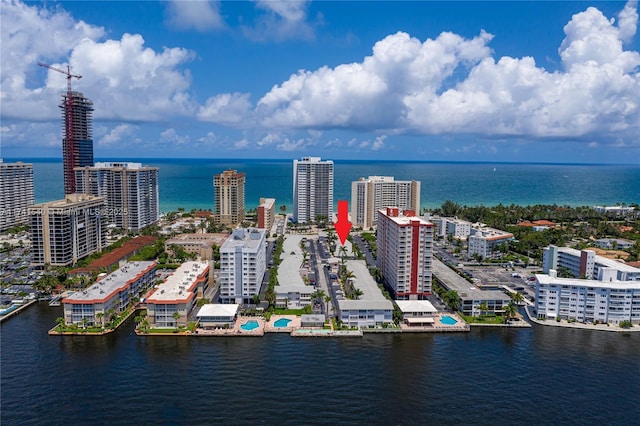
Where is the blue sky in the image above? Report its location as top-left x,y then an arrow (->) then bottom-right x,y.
1,1 -> 639,164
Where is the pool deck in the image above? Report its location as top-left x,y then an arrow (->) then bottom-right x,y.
195,316 -> 265,336
264,315 -> 300,333
399,313 -> 470,333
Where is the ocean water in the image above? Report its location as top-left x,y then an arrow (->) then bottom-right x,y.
18,158 -> 640,213
1,303 -> 639,425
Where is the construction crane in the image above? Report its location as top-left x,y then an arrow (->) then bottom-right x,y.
38,62 -> 83,194
38,62 -> 82,92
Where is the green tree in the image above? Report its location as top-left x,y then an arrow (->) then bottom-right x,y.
265,288 -> 276,309
252,294 -> 261,306
55,316 -> 66,331
478,302 -> 489,317
503,302 -> 517,323
442,290 -> 461,312
511,292 -> 525,305
96,312 -> 105,328
172,311 -> 181,329
279,205 -> 287,214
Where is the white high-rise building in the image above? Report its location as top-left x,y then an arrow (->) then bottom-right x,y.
377,207 -> 434,300
30,194 -> 106,267
0,160 -> 34,232
75,162 -> 159,232
219,228 -> 266,304
293,157 -> 333,223
351,176 -> 420,229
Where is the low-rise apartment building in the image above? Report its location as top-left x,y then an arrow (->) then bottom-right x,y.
542,245 -> 640,281
165,233 -> 229,260
145,261 -> 210,328
275,235 -> 312,309
62,261 -> 156,326
468,227 -> 514,259
535,270 -> 640,325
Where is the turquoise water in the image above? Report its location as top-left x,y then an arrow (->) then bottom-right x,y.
274,318 -> 292,328
440,315 -> 458,325
14,158 -> 640,213
240,320 -> 259,331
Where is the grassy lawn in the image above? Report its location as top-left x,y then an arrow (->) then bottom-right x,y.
459,313 -> 506,325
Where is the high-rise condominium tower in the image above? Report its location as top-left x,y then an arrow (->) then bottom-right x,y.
293,157 -> 334,223
61,91 -> 94,194
75,162 -> 160,232
351,176 -> 420,229
0,160 -> 34,232
214,169 -> 246,226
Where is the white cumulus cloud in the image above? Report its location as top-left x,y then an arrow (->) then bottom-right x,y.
198,93 -> 253,125
165,0 -> 225,32
254,3 -> 639,147
243,0 -> 315,42
99,124 -> 136,146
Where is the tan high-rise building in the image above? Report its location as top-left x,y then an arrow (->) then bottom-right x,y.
214,169 -> 245,226
29,194 -> 106,267
351,176 -> 420,229
75,162 -> 160,232
0,160 -> 34,232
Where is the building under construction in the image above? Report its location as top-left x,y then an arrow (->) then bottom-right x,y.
60,91 -> 94,194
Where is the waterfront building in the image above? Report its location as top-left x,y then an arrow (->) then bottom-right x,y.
535,269 -> 640,325
74,162 -> 159,232
0,160 -> 34,232
214,169 -> 245,226
145,261 -> 210,328
376,207 -> 434,300
293,157 -> 333,223
165,233 -> 229,261
257,197 -> 276,231
219,228 -> 266,304
275,235 -> 312,309
468,227 -> 514,259
62,261 -> 156,326
432,257 -> 510,316
593,205 -> 636,216
350,176 -> 420,229
542,245 -> 640,281
29,194 -> 106,267
395,300 -> 438,327
60,91 -> 94,194
196,304 -> 239,329
337,259 -> 393,327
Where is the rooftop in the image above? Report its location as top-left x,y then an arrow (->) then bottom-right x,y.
556,246 -> 640,273
379,208 -> 432,226
147,261 -> 208,302
64,261 -> 156,303
31,194 -> 104,209
277,235 -> 310,293
395,300 -> 437,314
337,299 -> 393,311
70,236 -> 158,274
197,303 -> 239,318
537,274 -> 640,290
432,258 -> 510,302
221,228 -> 266,252
345,260 -> 387,302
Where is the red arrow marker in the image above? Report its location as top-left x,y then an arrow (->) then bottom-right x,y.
334,200 -> 352,245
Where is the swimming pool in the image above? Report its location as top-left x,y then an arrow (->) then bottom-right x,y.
273,318 -> 292,328
440,315 -> 458,325
240,320 -> 259,331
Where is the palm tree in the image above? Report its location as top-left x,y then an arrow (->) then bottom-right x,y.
172,311 -> 181,329
324,295 -> 332,317
284,298 -> 289,309
96,312 -> 105,328
279,205 -> 287,214
442,290 -> 460,312
55,316 -> 66,331
478,302 -> 489,317
511,292 -> 525,306
503,302 -> 517,323
252,294 -> 261,306
265,288 -> 276,310
352,289 -> 363,300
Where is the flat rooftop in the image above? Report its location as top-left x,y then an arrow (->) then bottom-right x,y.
277,235 -> 309,293
64,261 -> 156,303
221,228 -> 265,251
395,300 -> 437,314
147,261 -> 208,302
557,246 -> 640,273
432,258 -> 510,302
345,260 -> 387,302
537,274 -> 640,290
